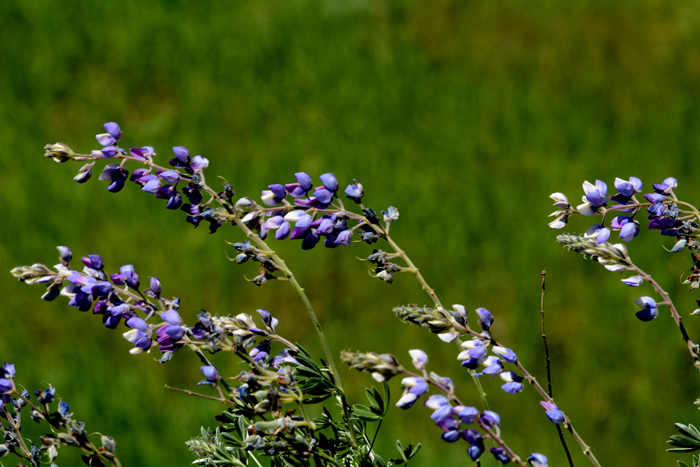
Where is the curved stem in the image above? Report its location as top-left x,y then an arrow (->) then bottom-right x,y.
384,235 -> 442,308
629,262 -> 700,374
382,235 -> 601,466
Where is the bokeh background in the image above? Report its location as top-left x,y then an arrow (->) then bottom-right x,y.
1,0 -> 700,465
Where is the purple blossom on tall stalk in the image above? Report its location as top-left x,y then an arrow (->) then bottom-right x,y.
528,453 -> 549,467
540,401 -> 564,424
653,177 -> 677,195
609,176 -> 642,206
577,180 -> 608,215
96,122 -> 122,146
634,296 -> 658,322
584,224 -> 610,245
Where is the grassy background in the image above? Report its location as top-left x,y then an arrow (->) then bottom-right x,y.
1,0 -> 700,465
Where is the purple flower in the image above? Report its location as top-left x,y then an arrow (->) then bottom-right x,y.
256,309 -> 278,332
200,365 -> 220,382
619,221 -> 639,242
491,448 -> 511,464
430,403 -> 453,422
149,277 -> 162,297
286,173 -> 313,197
491,346 -> 517,363
345,181 -> 364,203
424,394 -> 448,410
480,410 -> 500,427
295,172 -> 313,192
249,342 -> 270,363
142,178 -> 161,193
577,180 -> 608,215
528,453 -> 549,467
159,170 -> 180,184
409,349 -> 428,370
161,309 -> 183,325
610,215 -> 640,242
73,166 -> 92,183
458,406 -> 478,424
261,185 -> 286,206
621,275 -> 643,287
610,176 -> 642,205
166,192 -> 183,210
540,401 -> 564,424
441,429 -> 462,443
113,265 -> 140,288
1,363 -> 15,379
475,308 -> 493,330
129,146 -> 155,160
169,147 -> 194,173
334,229 -> 353,246
82,254 -> 104,270
123,319 -> 152,353
99,163 -> 129,193
499,370 -> 524,393
57,246 -> 72,266
301,229 -> 321,250
634,297 -> 658,322
584,224 -> 610,245
191,155 -> 209,171
320,173 -> 338,192
96,122 -> 122,146
0,378 -> 13,395
395,392 -> 419,409
314,188 -> 334,204
172,146 -> 190,163
653,177 -> 677,195
462,429 -> 485,460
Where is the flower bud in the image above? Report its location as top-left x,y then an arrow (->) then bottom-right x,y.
44,142 -> 75,163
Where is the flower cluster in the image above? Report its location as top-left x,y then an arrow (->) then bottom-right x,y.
234,171 -> 386,250
342,349 -> 548,465
0,362 -> 118,466
551,176 -> 700,322
393,304 -> 524,394
10,247 -> 302,367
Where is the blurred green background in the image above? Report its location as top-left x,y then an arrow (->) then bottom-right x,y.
2,0 -> 700,465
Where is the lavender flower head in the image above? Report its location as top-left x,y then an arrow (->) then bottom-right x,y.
540,401 -> 564,424
96,122 -> 122,146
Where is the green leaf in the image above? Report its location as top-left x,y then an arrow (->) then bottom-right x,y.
407,443 -> 421,459
669,435 -> 700,448
668,447 -> 700,453
677,424 -> 700,441
373,386 -> 385,414
395,440 -> 407,461
694,454 -> 699,467
354,407 -> 382,422
384,383 -> 391,413
373,453 -> 387,467
679,461 -> 690,467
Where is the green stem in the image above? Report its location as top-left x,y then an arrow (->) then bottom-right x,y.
468,371 -> 489,411
217,206 -> 359,448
